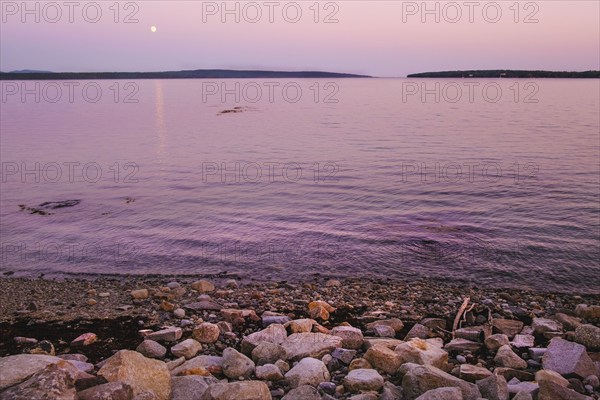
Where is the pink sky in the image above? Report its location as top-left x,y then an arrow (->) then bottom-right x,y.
1,1 -> 598,76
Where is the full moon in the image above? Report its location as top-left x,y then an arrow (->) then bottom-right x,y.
150,26 -> 157,33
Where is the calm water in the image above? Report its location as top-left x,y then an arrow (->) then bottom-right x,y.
1,78 -> 599,293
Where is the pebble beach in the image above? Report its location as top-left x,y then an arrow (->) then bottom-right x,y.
0,275 -> 599,399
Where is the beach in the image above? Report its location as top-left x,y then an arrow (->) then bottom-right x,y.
1,275 -> 599,399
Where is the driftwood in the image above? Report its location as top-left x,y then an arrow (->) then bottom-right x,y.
452,297 -> 471,339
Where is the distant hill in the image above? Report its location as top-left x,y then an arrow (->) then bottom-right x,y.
0,69 -> 371,80
9,69 -> 54,74
407,70 -> 600,78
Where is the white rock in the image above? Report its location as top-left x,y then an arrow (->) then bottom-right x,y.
241,324 -> 287,354
255,364 -> 284,381
145,327 -> 182,343
171,339 -> 201,359
282,333 -> 342,361
343,368 -> 384,392
285,357 -> 330,388
394,338 -> 448,369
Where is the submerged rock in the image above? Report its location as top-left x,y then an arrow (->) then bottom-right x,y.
39,200 -> 81,209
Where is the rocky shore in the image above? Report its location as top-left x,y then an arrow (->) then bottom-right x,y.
0,276 -> 599,399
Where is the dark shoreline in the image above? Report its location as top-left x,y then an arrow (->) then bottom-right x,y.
1,274 -> 598,330
407,69 -> 600,78
0,69 -> 371,81
2,268 -> 598,296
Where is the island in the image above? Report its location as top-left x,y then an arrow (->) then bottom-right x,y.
0,69 -> 371,80
407,70 -> 600,78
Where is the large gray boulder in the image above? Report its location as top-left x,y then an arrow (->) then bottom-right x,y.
542,338 -> 597,378
0,360 -> 79,400
400,363 -> 481,400
0,354 -> 62,389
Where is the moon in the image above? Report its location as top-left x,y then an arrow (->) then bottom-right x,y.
150,26 -> 157,33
